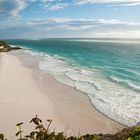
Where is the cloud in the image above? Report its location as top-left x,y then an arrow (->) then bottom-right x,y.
49,3 -> 68,10
0,0 -> 27,18
77,0 -> 140,6
2,18 -> 140,30
39,0 -> 69,11
1,17 -> 140,38
23,0 -> 140,12
1,1 -> 140,38
33,0 -> 140,11
0,0 -> 137,19
92,31 -> 140,38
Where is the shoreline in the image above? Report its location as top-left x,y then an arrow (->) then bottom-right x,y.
11,50 -> 126,131
0,52 -> 124,139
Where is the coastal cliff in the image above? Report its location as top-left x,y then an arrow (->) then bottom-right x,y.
0,40 -> 21,52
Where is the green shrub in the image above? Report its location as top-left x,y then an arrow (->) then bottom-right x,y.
125,126 -> 140,140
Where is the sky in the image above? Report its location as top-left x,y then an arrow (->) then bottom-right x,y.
0,0 -> 140,39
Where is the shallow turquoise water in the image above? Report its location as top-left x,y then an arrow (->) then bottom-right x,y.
7,38 -> 140,91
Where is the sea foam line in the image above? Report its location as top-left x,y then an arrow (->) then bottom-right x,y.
110,76 -> 140,92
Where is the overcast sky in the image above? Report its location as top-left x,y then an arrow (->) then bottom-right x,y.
0,0 -> 140,39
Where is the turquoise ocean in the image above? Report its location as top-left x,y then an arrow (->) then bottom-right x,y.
7,38 -> 140,126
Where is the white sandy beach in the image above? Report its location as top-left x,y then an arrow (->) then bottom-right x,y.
0,53 -> 124,139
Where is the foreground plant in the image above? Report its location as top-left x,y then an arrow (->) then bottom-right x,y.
15,115 -> 68,140
124,125 -> 140,140
0,116 -> 140,140
0,134 -> 6,140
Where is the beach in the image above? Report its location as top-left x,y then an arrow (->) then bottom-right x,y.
0,0 -> 140,139
0,52 -> 124,139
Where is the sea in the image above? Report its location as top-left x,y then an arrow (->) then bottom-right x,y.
6,38 -> 140,126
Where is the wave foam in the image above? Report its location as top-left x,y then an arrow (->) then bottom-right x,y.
110,76 -> 140,92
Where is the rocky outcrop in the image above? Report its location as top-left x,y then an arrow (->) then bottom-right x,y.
0,40 -> 21,52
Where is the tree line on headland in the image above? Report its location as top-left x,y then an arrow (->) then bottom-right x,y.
0,40 -> 21,52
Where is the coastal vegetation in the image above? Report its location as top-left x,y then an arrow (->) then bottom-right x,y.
0,40 -> 21,52
0,116 -> 140,140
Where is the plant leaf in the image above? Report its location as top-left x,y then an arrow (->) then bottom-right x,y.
16,122 -> 23,127
15,131 -> 23,136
